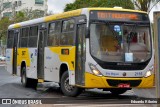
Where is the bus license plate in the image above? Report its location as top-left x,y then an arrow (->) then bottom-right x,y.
118,83 -> 130,88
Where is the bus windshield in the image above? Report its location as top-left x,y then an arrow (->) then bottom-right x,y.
90,22 -> 151,63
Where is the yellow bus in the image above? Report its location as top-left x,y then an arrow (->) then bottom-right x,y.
6,7 -> 154,97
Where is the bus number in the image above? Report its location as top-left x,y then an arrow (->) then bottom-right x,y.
135,72 -> 142,76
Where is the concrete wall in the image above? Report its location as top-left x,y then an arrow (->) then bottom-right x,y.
1,0 -> 48,17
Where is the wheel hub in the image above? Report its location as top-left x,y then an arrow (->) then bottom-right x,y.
64,77 -> 74,92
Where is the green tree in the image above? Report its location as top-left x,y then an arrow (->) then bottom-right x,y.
0,9 -> 45,44
0,17 -> 11,39
12,11 -> 28,23
22,8 -> 45,20
134,0 -> 160,12
64,0 -> 134,12
0,12 -> 25,46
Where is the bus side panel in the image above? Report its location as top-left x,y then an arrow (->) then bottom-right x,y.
44,47 -> 61,82
44,47 -> 75,82
17,48 -> 37,79
16,48 -> 20,76
6,49 -> 13,74
27,48 -> 37,79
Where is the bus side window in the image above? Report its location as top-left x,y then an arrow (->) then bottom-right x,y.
48,21 -> 61,46
60,19 -> 75,46
7,30 -> 14,48
20,27 -> 29,47
28,26 -> 38,47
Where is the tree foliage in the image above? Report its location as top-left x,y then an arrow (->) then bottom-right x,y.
64,0 -> 134,12
0,9 -> 45,42
134,0 -> 160,12
22,9 -> 45,20
0,11 -> 27,42
0,17 -> 10,41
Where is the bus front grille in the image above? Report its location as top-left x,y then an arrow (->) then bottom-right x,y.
106,79 -> 142,87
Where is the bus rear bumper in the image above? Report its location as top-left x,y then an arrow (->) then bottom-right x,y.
84,72 -> 154,88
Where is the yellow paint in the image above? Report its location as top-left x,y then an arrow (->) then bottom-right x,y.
49,46 -> 75,71
17,48 -> 31,67
44,9 -> 82,22
10,7 -> 146,30
84,72 -> 154,88
137,75 -> 154,88
11,49 -> 13,64
38,79 -> 44,83
13,23 -> 21,28
85,72 -> 107,88
88,7 -> 147,14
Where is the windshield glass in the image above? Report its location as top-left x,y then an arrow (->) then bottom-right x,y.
90,22 -> 151,63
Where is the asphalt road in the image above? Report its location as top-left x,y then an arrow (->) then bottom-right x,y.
0,66 -> 157,107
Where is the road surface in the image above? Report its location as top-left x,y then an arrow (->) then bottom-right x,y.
0,65 -> 157,107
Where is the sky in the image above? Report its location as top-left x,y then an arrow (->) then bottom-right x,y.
47,0 -> 75,14
47,0 -> 160,22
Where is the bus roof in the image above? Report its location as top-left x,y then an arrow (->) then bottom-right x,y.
8,7 -> 147,29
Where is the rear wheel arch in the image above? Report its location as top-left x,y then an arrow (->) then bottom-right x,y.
59,63 -> 68,82
21,61 -> 26,77
21,61 -> 37,89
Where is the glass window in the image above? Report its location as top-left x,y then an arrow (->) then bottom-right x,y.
30,26 -> 38,37
28,26 -> 38,47
62,19 -> 75,32
60,32 -> 74,46
22,28 -> 29,37
3,12 -> 12,17
48,21 -> 61,46
7,30 -> 14,48
90,23 -> 151,63
3,2 -> 11,8
35,0 -> 44,4
14,1 -> 18,7
20,28 -> 29,47
18,1 -> 22,6
60,19 -> 75,46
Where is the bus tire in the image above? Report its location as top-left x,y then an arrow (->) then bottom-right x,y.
110,89 -> 128,95
21,67 -> 30,87
60,71 -> 82,97
30,79 -> 38,89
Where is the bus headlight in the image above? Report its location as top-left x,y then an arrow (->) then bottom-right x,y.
88,63 -> 102,76
144,66 -> 153,78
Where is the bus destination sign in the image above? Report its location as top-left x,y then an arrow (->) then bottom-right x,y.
90,11 -> 149,22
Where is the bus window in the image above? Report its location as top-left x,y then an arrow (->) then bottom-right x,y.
20,27 -> 29,47
48,21 -> 61,46
28,26 -> 38,47
7,30 -> 14,48
60,19 -> 75,46
90,23 -> 151,63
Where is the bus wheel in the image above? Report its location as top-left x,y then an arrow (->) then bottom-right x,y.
60,71 -> 82,97
110,89 -> 128,95
30,79 -> 37,89
21,67 -> 30,87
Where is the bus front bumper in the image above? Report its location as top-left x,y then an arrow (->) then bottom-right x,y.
84,72 -> 154,88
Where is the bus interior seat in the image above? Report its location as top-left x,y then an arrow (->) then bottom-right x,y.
101,35 -> 118,52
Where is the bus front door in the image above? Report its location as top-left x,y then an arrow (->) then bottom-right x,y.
75,24 -> 86,86
13,30 -> 19,75
37,29 -> 46,80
